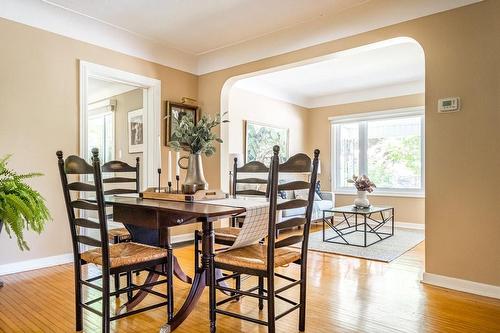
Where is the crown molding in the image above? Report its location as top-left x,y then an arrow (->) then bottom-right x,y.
0,0 -> 482,75
196,0 -> 482,74
0,0 -> 198,74
236,80 -> 424,109
306,80 -> 424,108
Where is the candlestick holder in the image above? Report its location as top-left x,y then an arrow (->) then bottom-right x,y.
175,175 -> 180,194
167,181 -> 172,193
156,168 -> 162,192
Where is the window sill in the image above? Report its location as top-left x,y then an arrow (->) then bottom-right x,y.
334,191 -> 425,199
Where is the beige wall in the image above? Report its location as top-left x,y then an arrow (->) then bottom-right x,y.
228,88 -> 309,160
0,18 -> 197,265
198,1 -> 500,286
1,0 -> 499,287
308,94 -> 425,224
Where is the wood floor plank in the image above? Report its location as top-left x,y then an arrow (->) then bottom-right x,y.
0,227 -> 499,332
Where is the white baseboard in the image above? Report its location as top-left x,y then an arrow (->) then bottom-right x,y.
0,233 -> 195,277
422,272 -> 500,299
394,222 -> 425,230
331,216 -> 425,230
171,233 -> 195,244
0,253 -> 73,276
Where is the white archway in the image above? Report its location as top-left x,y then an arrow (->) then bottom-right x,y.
219,37 -> 425,192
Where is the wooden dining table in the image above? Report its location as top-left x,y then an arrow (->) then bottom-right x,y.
105,195 -> 245,332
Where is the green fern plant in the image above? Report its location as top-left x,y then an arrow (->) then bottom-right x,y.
0,155 -> 51,250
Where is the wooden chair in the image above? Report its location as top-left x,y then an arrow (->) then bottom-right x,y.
57,149 -> 171,333
215,153 -> 311,244
208,146 -> 320,333
102,157 -> 140,244
101,157 -> 140,298
213,158 -> 270,244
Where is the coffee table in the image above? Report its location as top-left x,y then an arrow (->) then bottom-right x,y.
322,205 -> 394,247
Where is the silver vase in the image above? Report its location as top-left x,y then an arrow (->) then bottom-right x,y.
178,153 -> 208,194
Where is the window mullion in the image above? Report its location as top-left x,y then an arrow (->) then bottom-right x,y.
359,121 -> 368,176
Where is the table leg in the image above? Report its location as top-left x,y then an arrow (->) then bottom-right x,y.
364,215 -> 367,247
322,212 -> 325,241
391,208 -> 395,236
173,256 -> 192,284
160,219 -> 214,333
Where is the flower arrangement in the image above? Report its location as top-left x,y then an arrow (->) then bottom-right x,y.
347,175 -> 376,193
168,112 -> 228,157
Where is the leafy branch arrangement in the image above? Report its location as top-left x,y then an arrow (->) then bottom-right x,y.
168,112 -> 228,157
0,155 -> 51,250
347,175 -> 376,193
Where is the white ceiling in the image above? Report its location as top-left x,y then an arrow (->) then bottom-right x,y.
88,78 -> 138,103
43,0 -> 368,55
0,0 -> 482,74
233,39 -> 425,107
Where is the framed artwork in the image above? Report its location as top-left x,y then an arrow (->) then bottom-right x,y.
245,121 -> 289,165
128,108 -> 144,153
165,101 -> 199,145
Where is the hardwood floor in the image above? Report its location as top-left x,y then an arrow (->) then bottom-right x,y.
1,230 -> 499,332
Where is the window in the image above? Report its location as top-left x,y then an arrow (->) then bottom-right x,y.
332,108 -> 424,196
88,108 -> 114,163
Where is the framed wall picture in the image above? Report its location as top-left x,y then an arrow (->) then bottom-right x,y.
166,101 -> 199,145
128,108 -> 144,153
245,121 -> 289,165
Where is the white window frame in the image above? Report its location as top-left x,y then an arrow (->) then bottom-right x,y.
330,106 -> 425,198
87,107 -> 115,163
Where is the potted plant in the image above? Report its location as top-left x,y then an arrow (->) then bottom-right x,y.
168,112 -> 228,194
0,155 -> 51,287
347,175 -> 376,208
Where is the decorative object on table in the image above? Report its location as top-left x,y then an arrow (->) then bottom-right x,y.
140,187 -> 227,202
165,101 -> 199,144
245,120 -> 289,165
0,154 -> 51,252
175,175 -> 180,193
347,175 -> 376,208
156,168 -> 162,192
127,108 -> 144,153
168,112 -> 228,194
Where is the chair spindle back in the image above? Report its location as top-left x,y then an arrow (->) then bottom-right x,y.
232,158 -> 270,198
267,146 -> 320,273
57,148 -> 110,271
101,157 -> 140,195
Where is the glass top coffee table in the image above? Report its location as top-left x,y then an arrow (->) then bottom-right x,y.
322,205 -> 394,247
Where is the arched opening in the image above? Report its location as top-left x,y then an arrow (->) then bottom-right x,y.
220,36 -> 426,257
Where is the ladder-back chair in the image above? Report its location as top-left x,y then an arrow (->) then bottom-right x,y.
102,157 -> 140,244
57,149 -> 171,333
101,157 -> 141,298
209,145 -> 320,333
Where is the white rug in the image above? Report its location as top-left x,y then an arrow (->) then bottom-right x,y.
300,227 -> 424,262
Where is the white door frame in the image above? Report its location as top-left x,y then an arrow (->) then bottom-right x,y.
79,60 -> 161,188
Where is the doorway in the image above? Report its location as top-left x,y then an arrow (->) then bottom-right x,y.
79,61 -> 161,188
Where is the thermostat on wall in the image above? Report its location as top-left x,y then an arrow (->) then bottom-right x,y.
438,97 -> 461,113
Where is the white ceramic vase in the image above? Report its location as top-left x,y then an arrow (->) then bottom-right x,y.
354,190 -> 370,208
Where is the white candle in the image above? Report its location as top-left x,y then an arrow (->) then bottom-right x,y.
158,135 -> 162,169
167,151 -> 172,183
176,152 -> 180,176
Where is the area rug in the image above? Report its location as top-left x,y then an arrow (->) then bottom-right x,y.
299,227 -> 424,262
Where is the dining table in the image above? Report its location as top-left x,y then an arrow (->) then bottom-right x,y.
104,194 -> 246,332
